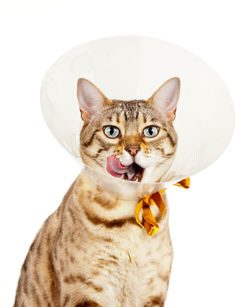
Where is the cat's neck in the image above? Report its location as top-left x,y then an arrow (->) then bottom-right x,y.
68,170 -> 169,238
74,171 -> 138,217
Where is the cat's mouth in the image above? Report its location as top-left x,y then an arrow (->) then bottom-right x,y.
106,155 -> 144,182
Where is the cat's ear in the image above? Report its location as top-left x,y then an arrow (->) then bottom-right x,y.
148,77 -> 180,123
77,78 -> 112,123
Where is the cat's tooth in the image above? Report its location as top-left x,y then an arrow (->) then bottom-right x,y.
127,169 -> 135,180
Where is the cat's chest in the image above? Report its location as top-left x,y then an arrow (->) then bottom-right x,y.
75,193 -> 171,277
93,226 -> 170,275
87,226 -> 172,304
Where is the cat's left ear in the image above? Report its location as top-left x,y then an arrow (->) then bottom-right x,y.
148,77 -> 180,123
77,78 -> 112,123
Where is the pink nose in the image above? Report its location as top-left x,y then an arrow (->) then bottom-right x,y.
125,145 -> 140,156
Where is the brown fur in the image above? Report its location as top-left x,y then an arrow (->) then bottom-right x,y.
79,100 -> 177,184
14,78 -> 180,306
14,173 -> 173,307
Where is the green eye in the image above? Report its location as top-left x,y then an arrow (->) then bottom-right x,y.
143,126 -> 159,138
103,126 -> 120,138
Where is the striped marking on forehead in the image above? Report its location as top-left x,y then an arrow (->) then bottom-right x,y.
111,100 -> 145,121
110,100 -> 166,125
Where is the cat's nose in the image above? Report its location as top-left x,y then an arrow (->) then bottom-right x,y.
125,145 -> 140,156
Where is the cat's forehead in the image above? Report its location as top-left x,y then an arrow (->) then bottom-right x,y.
104,100 -> 166,124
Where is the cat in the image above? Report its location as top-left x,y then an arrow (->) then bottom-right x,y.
14,76 -> 180,307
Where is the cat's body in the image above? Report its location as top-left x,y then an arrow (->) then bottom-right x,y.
14,77 -> 180,306
14,171 -> 173,307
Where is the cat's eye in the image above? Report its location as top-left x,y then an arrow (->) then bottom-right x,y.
143,126 -> 159,138
103,126 -> 120,138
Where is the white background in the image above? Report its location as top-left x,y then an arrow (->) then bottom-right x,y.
0,1 -> 249,306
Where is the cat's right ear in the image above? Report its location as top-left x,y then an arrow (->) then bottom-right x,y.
77,78 -> 112,123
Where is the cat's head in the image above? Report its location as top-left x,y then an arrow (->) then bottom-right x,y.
77,77 -> 180,183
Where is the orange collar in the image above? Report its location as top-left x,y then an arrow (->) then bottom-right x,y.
135,178 -> 190,236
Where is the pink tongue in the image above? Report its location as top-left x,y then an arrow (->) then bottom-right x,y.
106,155 -> 129,178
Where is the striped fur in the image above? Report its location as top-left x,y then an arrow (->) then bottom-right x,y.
14,80 -> 179,306
14,174 -> 173,307
80,100 -> 177,184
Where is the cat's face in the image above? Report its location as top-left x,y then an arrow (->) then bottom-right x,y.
77,78 -> 180,183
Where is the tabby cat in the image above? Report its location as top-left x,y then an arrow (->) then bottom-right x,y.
14,76 -> 180,307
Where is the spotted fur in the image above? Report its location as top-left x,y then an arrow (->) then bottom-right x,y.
14,78 -> 180,306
